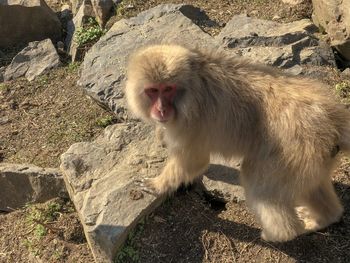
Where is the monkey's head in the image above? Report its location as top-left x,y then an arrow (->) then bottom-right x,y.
125,45 -> 201,125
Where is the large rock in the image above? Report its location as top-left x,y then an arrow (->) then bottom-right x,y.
216,15 -> 335,68
312,0 -> 350,60
0,163 -> 67,212
0,0 -> 62,48
60,122 -> 166,262
4,39 -> 61,81
79,4 -> 334,118
91,0 -> 113,27
66,0 -> 94,62
65,0 -> 113,61
70,0 -> 113,26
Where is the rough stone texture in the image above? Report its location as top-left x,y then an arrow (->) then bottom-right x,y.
78,4 -> 217,118
70,0 -> 83,14
91,0 -> 113,27
66,0 -> 94,61
342,68 -> 350,77
312,0 -> 350,60
0,0 -> 61,48
0,163 -> 67,212
60,123 -> 167,263
4,39 -> 61,81
69,0 -> 112,29
216,15 -> 335,68
0,66 -> 4,82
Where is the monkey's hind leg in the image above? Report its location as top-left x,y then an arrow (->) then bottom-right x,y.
241,163 -> 304,242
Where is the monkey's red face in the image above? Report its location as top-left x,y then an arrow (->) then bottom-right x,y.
145,83 -> 177,123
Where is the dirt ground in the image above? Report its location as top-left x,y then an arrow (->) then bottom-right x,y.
1,0 -> 350,263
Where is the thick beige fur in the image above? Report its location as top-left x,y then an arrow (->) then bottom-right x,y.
125,44 -> 350,242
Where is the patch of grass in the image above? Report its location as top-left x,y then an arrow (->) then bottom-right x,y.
115,219 -> 145,263
22,201 -> 64,257
335,81 -> 350,103
75,17 -> 107,47
34,224 -> 47,237
0,83 -> 8,91
23,239 -> 41,257
67,62 -> 81,73
116,0 -> 136,16
37,75 -> 50,85
51,248 -> 64,260
26,200 -> 62,238
96,115 -> 117,128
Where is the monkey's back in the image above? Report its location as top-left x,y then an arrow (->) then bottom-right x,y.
236,67 -> 349,176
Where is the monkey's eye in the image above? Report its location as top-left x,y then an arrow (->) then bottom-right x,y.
145,88 -> 158,94
163,85 -> 176,94
145,87 -> 159,98
164,86 -> 173,93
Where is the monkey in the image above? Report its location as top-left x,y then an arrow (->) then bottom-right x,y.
125,44 -> 350,242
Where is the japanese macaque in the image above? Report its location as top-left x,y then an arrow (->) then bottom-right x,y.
125,44 -> 350,242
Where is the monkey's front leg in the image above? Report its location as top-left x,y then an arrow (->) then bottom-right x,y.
146,150 -> 210,195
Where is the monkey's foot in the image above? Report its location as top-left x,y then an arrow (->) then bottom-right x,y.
134,178 -> 159,196
295,206 -> 320,232
295,206 -> 344,232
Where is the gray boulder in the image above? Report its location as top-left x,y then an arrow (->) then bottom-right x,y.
60,123 -> 166,263
0,0 -> 61,48
70,0 -> 113,27
91,0 -> 113,27
0,163 -> 67,212
4,39 -> 61,81
312,0 -> 350,60
216,15 -> 335,68
66,0 -> 95,62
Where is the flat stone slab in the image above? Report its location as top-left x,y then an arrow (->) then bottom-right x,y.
216,15 -> 335,68
0,163 -> 67,211
4,38 -> 61,81
60,123 -> 167,262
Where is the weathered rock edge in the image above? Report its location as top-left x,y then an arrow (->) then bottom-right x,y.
0,163 -> 67,212
60,123 -> 167,262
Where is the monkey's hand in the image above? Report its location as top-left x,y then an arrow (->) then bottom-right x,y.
135,170 -> 184,195
135,177 -> 168,196
138,151 -> 210,195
